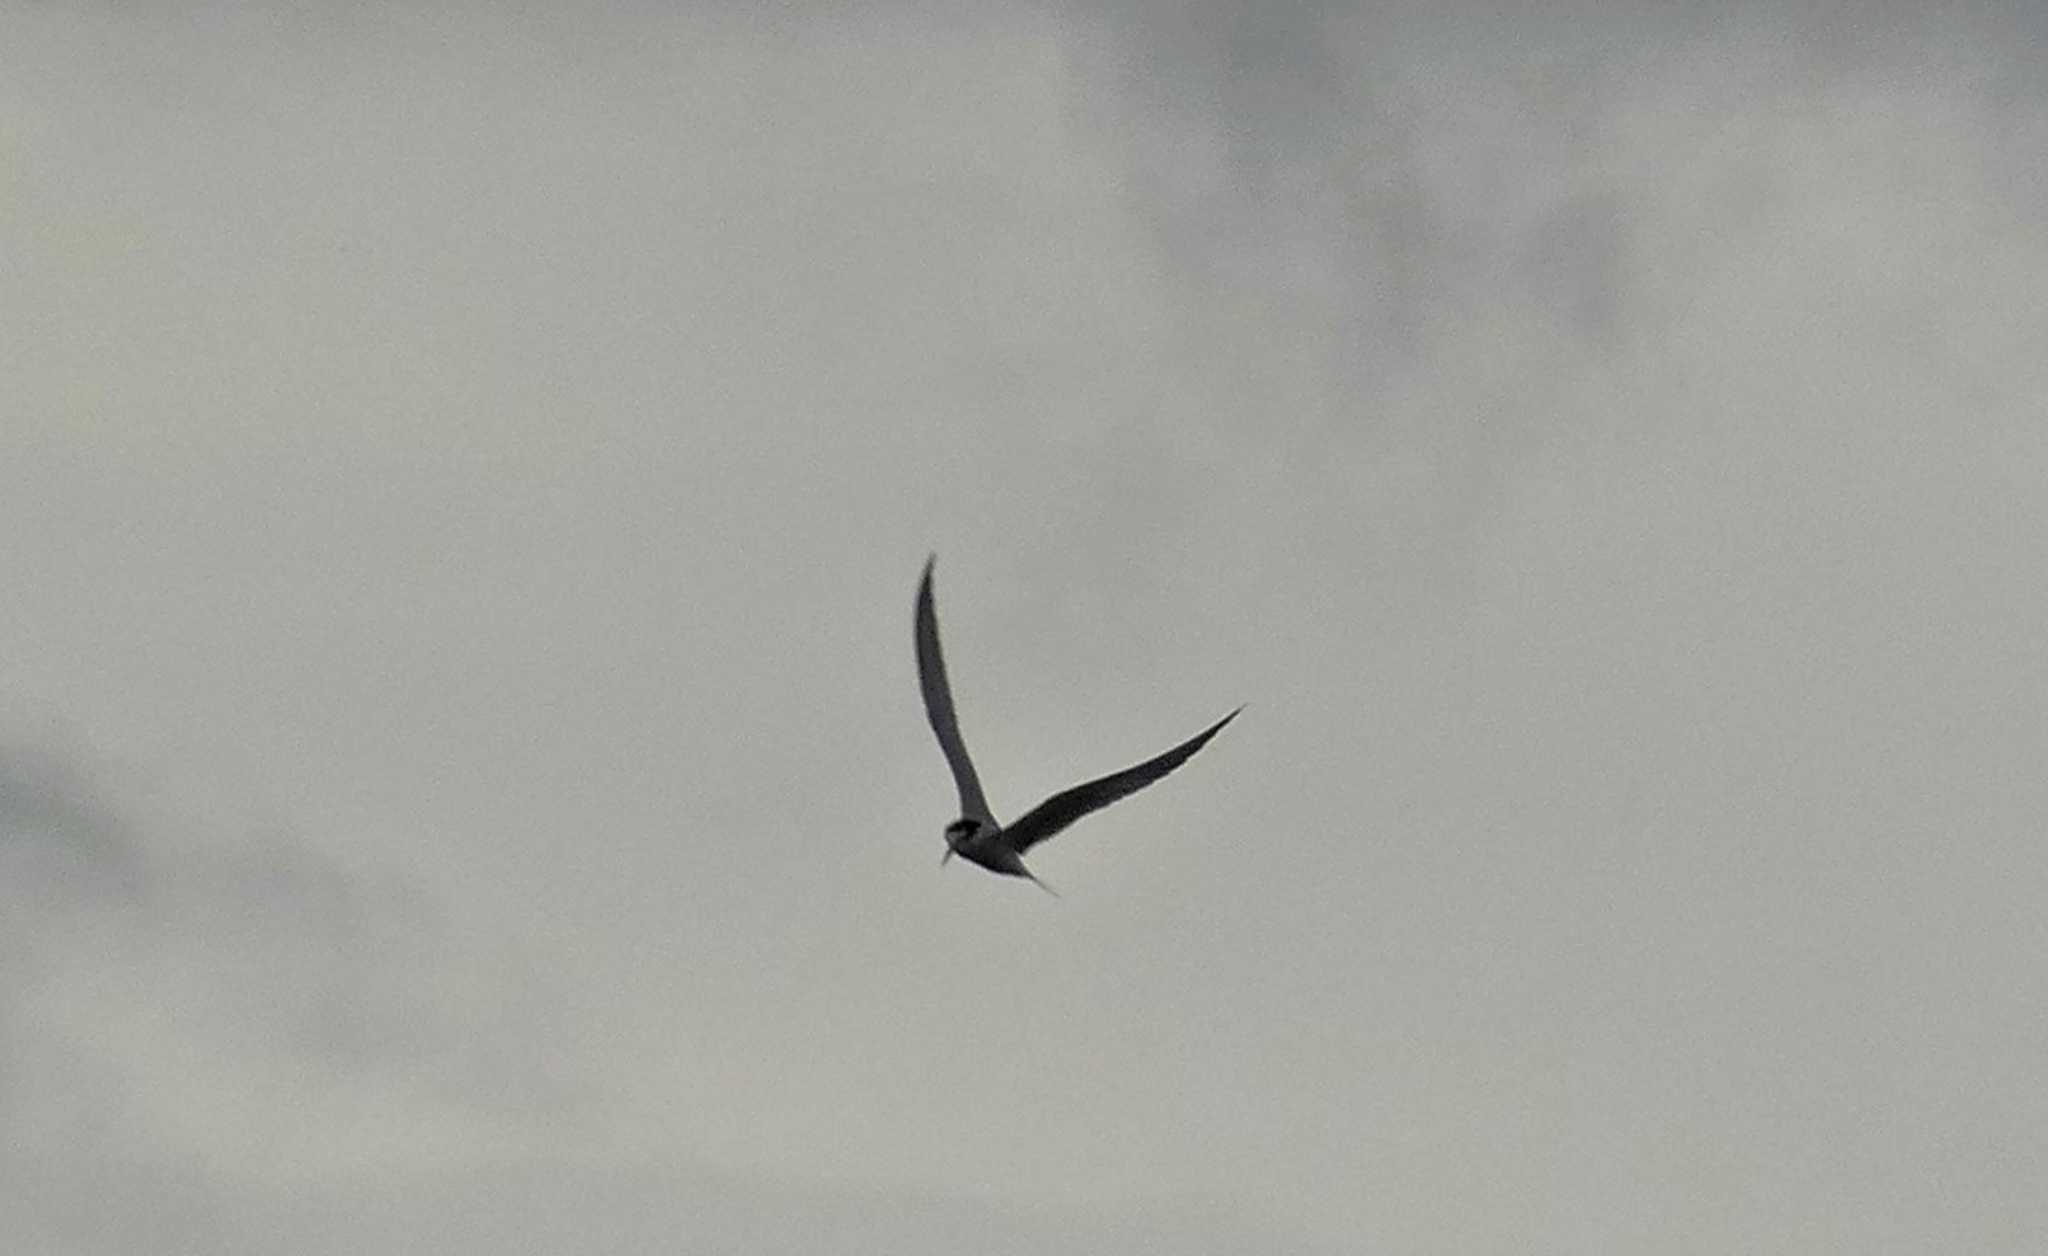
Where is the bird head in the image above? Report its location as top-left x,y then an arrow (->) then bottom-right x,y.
941,817 -> 981,865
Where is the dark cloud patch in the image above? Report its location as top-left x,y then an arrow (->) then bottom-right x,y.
1032,0 -> 2048,616
1516,187 -> 1630,344
0,738 -> 584,1251
0,741 -> 144,910
1064,2 -> 2048,373
0,740 -> 435,1066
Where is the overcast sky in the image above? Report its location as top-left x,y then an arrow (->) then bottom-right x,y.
5,2 -> 2046,1251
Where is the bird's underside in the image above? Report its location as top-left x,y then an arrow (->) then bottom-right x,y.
915,555 -> 1238,890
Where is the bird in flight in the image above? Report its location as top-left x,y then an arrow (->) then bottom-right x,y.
915,555 -> 1240,894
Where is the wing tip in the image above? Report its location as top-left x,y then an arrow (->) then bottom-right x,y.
1182,705 -> 1243,754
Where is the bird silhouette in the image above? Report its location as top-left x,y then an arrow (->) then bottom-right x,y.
915,555 -> 1239,893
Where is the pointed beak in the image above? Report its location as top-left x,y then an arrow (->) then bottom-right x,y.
940,847 -> 954,867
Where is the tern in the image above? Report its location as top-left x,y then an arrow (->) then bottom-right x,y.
915,555 -> 1240,893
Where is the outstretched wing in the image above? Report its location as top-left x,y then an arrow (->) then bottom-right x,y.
1004,706 -> 1241,854
915,556 -> 996,826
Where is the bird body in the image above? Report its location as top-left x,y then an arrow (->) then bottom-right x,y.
915,556 -> 1238,891
943,818 -> 1033,879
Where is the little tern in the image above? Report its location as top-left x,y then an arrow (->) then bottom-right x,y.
915,555 -> 1240,893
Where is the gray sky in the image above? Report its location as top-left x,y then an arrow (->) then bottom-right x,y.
5,2 -> 2046,1250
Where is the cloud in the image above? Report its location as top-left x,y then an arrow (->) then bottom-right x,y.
5,3 -> 2047,1249
1025,1 -> 2048,614
0,736 -> 1329,1253
0,737 -> 585,1246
